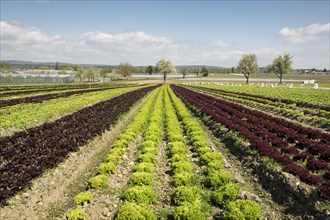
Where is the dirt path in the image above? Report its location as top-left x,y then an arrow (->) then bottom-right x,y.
79,135 -> 141,220
152,140 -> 175,218
0,95 -> 149,220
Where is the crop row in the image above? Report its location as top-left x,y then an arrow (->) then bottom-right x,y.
188,86 -> 330,128
0,86 -> 143,108
190,84 -> 330,112
116,86 -> 164,219
171,85 -> 330,200
66,87 -> 161,219
0,82 -> 124,95
0,86 -> 147,134
167,85 -> 262,219
164,86 -> 207,218
0,85 -> 157,205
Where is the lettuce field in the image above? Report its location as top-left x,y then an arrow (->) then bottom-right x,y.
0,82 -> 329,219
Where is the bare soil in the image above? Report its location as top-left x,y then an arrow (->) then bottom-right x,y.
78,135 -> 141,219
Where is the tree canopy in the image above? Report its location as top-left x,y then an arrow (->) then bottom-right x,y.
74,65 -> 85,82
181,67 -> 188,78
145,65 -> 154,75
267,54 -> 293,83
193,66 -> 201,77
155,59 -> 176,83
201,66 -> 210,77
116,62 -> 135,78
237,54 -> 259,84
0,62 -> 11,70
100,67 -> 112,82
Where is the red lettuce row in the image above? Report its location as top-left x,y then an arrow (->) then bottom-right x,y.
171,85 -> 329,198
0,85 -> 158,206
0,85 -> 141,108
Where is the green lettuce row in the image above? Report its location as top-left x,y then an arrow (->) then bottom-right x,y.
0,85 -> 148,133
116,86 -> 165,219
66,87 -> 160,220
167,85 -> 262,220
164,86 -> 206,219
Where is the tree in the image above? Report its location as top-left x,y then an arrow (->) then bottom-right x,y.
75,66 -> 85,82
87,67 -> 98,82
201,66 -> 210,77
231,67 -> 235,73
267,54 -> 293,83
193,66 -> 201,77
237,54 -> 259,84
323,68 -> 327,72
100,67 -> 112,82
181,67 -> 188,78
145,65 -> 154,75
55,61 -> 59,70
0,62 -> 10,71
155,59 -> 176,83
116,62 -> 135,79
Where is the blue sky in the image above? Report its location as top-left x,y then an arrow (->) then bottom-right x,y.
1,0 -> 329,68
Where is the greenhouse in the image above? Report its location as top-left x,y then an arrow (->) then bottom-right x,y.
0,73 -> 75,85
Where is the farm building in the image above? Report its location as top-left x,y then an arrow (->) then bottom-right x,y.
0,72 -> 75,85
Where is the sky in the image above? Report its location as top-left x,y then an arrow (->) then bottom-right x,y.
0,0 -> 329,69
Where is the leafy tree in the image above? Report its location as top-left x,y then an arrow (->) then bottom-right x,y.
86,67 -> 98,82
231,66 -> 235,73
0,62 -> 10,70
55,61 -> 59,70
181,67 -> 188,78
267,54 -> 293,83
155,59 -> 176,83
237,54 -> 259,84
116,62 -> 135,79
75,65 -> 85,82
323,68 -> 327,72
201,66 -> 210,77
193,66 -> 201,77
100,67 -> 112,82
145,65 -> 154,75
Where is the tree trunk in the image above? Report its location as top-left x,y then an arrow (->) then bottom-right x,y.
163,74 -> 166,84
244,73 -> 249,84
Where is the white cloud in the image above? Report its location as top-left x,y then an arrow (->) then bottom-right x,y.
0,21 -> 50,44
278,23 -> 330,43
207,40 -> 230,47
1,20 -> 329,68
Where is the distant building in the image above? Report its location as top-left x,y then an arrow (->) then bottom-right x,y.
0,72 -> 74,85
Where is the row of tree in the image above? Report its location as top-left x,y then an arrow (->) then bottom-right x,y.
238,54 -> 293,83
74,63 -> 135,82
